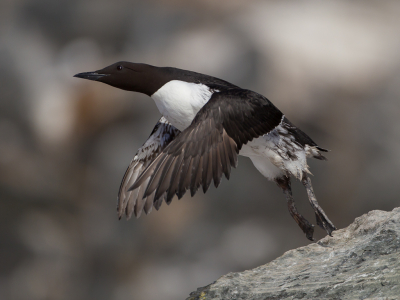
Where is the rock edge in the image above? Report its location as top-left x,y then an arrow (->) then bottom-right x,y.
187,208 -> 400,300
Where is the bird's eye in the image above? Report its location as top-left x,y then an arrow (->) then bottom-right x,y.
117,65 -> 123,71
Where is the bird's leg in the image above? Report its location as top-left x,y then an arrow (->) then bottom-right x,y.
301,174 -> 337,236
275,176 -> 315,241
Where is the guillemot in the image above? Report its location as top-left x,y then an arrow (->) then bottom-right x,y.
74,61 -> 336,240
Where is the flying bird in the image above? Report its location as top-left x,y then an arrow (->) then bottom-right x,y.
74,62 -> 336,240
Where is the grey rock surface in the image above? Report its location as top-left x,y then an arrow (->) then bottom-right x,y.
187,208 -> 400,300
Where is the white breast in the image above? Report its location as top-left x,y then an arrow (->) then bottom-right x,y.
151,80 -> 213,131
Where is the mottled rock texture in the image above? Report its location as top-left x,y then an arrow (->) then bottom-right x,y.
188,208 -> 400,300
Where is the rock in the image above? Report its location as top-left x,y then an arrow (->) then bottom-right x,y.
187,208 -> 400,300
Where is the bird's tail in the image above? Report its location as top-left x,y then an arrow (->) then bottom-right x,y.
309,146 -> 328,160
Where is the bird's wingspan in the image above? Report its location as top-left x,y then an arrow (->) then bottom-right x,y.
129,89 -> 284,206
117,117 -> 180,219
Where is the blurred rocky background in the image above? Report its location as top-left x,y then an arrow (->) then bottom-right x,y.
1,1 -> 399,299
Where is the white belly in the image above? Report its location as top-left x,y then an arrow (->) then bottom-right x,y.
240,137 -> 285,180
240,127 -> 310,180
151,80 -> 213,131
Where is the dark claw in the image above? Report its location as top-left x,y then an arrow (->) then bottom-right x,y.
315,212 -> 336,236
299,217 -> 315,241
306,228 -> 315,241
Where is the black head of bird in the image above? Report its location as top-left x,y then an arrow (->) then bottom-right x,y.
74,61 -> 169,96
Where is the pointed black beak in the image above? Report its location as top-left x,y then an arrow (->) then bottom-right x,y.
73,71 -> 109,81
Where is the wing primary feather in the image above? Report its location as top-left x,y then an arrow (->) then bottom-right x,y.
177,158 -> 193,200
154,193 -> 165,210
166,152 -> 185,202
218,134 -> 228,178
212,141 -> 223,188
118,160 -> 140,217
119,161 -> 148,218
144,191 -> 156,214
128,154 -> 166,192
125,188 -> 139,219
223,130 -> 238,168
190,156 -> 203,196
155,155 -> 178,200
144,155 -> 175,198
177,159 -> 191,199
189,155 -> 201,196
220,132 -> 231,179
134,178 -> 150,217
203,150 -> 213,193
201,148 -> 209,192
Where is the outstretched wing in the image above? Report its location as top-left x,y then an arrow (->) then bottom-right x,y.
117,117 -> 180,219
129,89 -> 284,205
